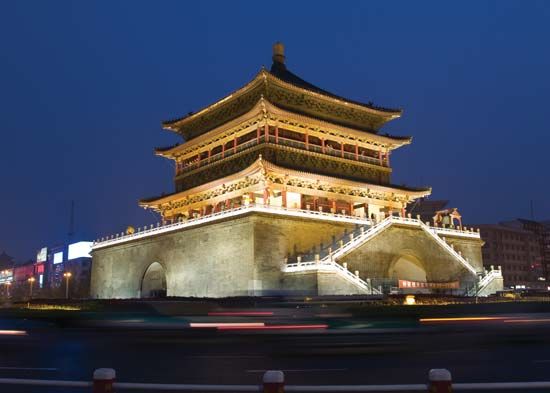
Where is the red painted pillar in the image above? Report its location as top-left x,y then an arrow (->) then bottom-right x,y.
263,188 -> 269,205
321,138 -> 325,153
282,190 -> 287,208
305,133 -> 309,150
341,142 -> 344,158
233,136 -> 237,153
264,124 -> 269,142
355,143 -> 359,160
226,199 -> 231,210
249,192 -> 255,204
401,207 -> 406,217
350,203 -> 354,216
378,150 -> 383,166
332,200 -> 337,213
222,143 -> 225,158
197,153 -> 201,168
386,150 -> 391,166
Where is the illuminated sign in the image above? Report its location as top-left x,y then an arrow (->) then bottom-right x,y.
36,247 -> 47,263
0,269 -> 13,284
68,242 -> 92,260
53,252 -> 64,264
398,280 -> 459,289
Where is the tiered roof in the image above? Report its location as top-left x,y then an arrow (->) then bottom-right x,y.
140,156 -> 431,213
163,43 -> 402,140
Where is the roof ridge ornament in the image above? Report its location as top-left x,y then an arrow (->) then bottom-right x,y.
259,95 -> 268,118
272,42 -> 286,71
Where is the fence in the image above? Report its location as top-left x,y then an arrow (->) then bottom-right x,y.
0,368 -> 550,392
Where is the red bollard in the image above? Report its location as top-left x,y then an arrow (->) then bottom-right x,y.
428,369 -> 452,393
263,370 -> 284,393
93,368 -> 116,393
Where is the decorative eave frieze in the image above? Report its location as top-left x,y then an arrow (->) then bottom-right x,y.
163,69 -> 400,133
140,155 -> 431,216
156,98 -> 411,162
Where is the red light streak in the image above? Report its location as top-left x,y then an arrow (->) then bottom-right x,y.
419,317 -> 505,323
217,324 -> 328,331
503,319 -> 550,323
190,322 -> 265,328
207,311 -> 274,316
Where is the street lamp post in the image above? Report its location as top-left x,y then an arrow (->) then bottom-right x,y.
63,272 -> 72,299
27,277 -> 35,304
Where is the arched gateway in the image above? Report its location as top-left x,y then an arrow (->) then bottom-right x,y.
141,262 -> 167,298
389,253 -> 427,282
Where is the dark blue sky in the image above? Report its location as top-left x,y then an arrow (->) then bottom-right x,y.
1,1 -> 549,261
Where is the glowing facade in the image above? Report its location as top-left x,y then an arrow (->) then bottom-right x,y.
90,43 -> 503,298
142,43 -> 430,221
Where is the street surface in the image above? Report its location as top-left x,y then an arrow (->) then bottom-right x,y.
1,304 -> 550,392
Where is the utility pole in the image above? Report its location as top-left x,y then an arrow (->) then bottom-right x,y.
27,277 -> 35,307
63,272 -> 72,299
68,200 -> 75,242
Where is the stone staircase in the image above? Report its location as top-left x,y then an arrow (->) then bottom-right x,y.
283,215 -> 489,295
284,259 -> 381,295
467,267 -> 504,297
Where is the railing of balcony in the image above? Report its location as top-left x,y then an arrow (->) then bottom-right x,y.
176,134 -> 385,176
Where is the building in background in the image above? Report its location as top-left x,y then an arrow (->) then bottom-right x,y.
407,199 -> 449,223
3,241 -> 93,300
0,251 -> 14,297
39,241 -> 93,299
477,224 -> 545,290
499,219 -> 550,284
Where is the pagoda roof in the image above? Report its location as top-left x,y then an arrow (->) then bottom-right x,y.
140,155 -> 430,210
163,43 -> 402,141
156,98 -> 411,159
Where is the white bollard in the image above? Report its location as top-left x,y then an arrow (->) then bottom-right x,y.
428,368 -> 452,393
93,368 -> 116,393
263,370 -> 284,393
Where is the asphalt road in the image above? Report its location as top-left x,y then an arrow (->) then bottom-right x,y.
1,312 -> 550,392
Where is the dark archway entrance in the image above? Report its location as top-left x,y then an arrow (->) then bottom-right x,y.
141,262 -> 167,298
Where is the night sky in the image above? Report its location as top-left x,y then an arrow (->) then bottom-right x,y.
1,1 -> 549,261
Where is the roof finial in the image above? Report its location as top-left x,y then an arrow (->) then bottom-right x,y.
272,42 -> 285,65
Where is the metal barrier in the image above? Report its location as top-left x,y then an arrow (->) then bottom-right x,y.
0,368 -> 549,392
